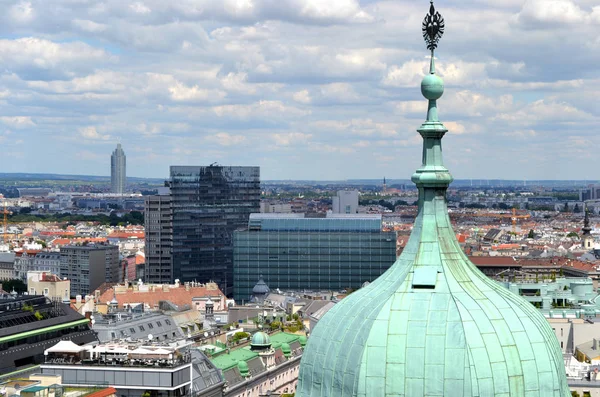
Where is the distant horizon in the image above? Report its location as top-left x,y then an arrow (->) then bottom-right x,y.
0,172 -> 597,186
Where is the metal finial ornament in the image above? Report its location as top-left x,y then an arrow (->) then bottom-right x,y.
422,1 -> 445,51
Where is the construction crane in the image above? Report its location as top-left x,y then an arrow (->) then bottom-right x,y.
468,208 -> 530,235
511,208 -> 529,235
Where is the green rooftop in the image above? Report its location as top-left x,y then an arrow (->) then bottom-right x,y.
270,332 -> 301,349
210,347 -> 258,371
208,332 -> 301,371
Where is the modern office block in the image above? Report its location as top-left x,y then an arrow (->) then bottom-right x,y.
144,189 -> 172,284
233,214 -> 397,301
170,165 -> 260,295
332,190 -> 359,214
111,143 -> 126,194
60,245 -> 120,296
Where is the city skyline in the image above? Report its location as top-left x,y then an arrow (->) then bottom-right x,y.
0,0 -> 597,180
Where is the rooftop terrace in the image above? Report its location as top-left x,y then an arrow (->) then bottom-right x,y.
43,340 -> 192,369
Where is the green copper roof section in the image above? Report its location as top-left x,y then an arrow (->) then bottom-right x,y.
296,2 -> 570,396
269,332 -> 301,345
209,348 -> 258,371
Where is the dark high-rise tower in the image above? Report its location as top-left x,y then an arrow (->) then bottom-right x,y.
170,165 -> 260,295
110,143 -> 126,194
144,188 -> 172,284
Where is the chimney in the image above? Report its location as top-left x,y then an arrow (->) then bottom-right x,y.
76,295 -> 82,304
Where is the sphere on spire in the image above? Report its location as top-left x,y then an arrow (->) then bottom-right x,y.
421,73 -> 444,100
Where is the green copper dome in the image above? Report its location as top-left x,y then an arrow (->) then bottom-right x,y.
281,342 -> 291,358
250,331 -> 271,350
296,3 -> 569,397
237,361 -> 249,377
298,335 -> 307,347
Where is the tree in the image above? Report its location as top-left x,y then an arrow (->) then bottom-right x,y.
567,232 -> 579,239
574,204 -> 581,213
231,332 -> 250,343
270,321 -> 282,330
527,229 -> 535,239
393,200 -> 409,207
2,279 -> 26,293
563,202 -> 569,212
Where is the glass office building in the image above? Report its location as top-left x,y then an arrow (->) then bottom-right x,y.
233,214 -> 397,301
170,165 -> 260,295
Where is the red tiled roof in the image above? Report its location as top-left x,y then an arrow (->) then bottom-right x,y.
85,387 -> 117,397
40,231 -> 75,236
40,273 -> 62,282
108,232 -> 145,239
492,244 -> 521,251
97,284 -> 225,309
50,237 -> 108,246
469,256 -> 519,266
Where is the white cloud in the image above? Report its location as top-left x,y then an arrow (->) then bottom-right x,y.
10,1 -> 34,23
79,126 -> 111,141
319,83 -> 360,103
293,89 -> 311,104
515,0 -> 588,25
311,119 -> 397,137
205,132 -> 247,146
168,82 -> 227,102
130,2 -> 152,14
212,100 -> 309,119
298,0 -> 374,22
382,59 -> 487,88
272,132 -> 312,146
0,38 -> 111,79
221,72 -> 256,94
0,116 -> 35,129
72,19 -> 108,33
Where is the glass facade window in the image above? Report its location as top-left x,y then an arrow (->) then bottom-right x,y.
233,216 -> 397,301
170,166 -> 260,295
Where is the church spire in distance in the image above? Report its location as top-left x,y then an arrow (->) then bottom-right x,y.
295,2 -> 570,396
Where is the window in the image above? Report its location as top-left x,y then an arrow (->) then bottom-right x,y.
130,328 -> 136,334
139,325 -> 145,332
148,323 -> 154,329
156,321 -> 162,327
165,319 -> 171,326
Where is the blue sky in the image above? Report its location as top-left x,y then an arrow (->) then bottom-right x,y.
0,0 -> 598,180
